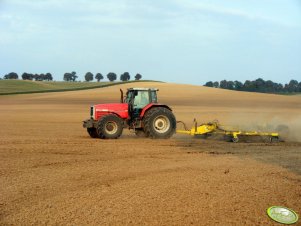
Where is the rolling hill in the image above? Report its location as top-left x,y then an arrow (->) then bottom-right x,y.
0,80 -> 159,95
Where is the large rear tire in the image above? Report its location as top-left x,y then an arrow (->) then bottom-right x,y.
97,114 -> 123,139
87,128 -> 98,138
143,107 -> 176,139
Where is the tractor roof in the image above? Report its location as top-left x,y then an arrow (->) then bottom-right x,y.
127,88 -> 158,91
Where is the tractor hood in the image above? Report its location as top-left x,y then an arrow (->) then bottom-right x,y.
93,103 -> 128,119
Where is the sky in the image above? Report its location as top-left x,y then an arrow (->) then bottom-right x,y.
0,0 -> 301,84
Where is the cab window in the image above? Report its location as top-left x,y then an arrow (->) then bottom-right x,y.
134,91 -> 150,108
150,91 -> 158,103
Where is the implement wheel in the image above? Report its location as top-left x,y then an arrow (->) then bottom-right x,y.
232,137 -> 239,143
97,114 -> 123,139
270,136 -> 279,143
143,107 -> 176,139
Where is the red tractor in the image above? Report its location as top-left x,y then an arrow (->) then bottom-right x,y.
83,88 -> 176,139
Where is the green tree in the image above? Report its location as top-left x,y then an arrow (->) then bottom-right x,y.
71,71 -> 78,81
234,81 -> 243,90
213,81 -> 219,88
4,72 -> 18,79
85,72 -> 94,82
285,79 -> 299,92
95,73 -> 103,82
63,73 -> 72,81
204,81 -> 213,87
64,72 -> 77,81
254,78 -> 266,92
219,80 -> 228,89
21,72 -> 33,80
227,81 -> 235,90
107,72 -> 117,82
120,72 -> 130,81
35,74 -> 44,81
135,73 -> 142,80
243,80 -> 255,91
45,73 -> 53,81
275,83 -> 284,93
265,80 -> 275,93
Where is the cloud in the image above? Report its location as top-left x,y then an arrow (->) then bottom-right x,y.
173,0 -> 300,28
174,1 -> 247,17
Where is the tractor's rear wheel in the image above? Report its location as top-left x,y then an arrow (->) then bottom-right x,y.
143,107 -> 176,139
87,128 -> 98,138
97,114 -> 123,139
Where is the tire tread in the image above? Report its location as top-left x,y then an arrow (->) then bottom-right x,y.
143,107 -> 176,139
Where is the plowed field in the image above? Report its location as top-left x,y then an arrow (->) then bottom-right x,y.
0,82 -> 300,225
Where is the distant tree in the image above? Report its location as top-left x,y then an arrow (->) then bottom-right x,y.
32,74 -> 38,81
35,74 -> 44,81
64,73 -> 72,81
213,81 -> 219,88
285,79 -> 299,92
107,72 -> 117,82
71,71 -> 78,81
4,72 -> 18,79
28,73 -> 34,80
45,73 -> 53,81
21,72 -> 27,80
85,72 -> 94,82
22,72 -> 52,81
22,72 -> 33,80
275,83 -> 284,93
197,78 -> 299,93
135,73 -> 142,80
265,80 -> 275,93
95,73 -> 104,82
120,72 -> 130,81
226,81 -> 235,90
234,80 -> 243,90
64,72 -> 77,81
243,80 -> 255,91
204,81 -> 213,87
254,78 -> 266,92
219,80 -> 228,89
218,80 -> 235,90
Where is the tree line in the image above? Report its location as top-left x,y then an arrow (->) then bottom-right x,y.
64,72 -> 142,82
1,71 -> 142,82
204,78 -> 301,93
2,72 -> 53,81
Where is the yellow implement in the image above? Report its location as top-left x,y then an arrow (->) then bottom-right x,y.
176,119 -> 280,143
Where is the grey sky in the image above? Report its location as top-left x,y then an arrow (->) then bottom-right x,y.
1,0 -> 300,84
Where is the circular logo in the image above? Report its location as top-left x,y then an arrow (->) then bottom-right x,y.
267,206 -> 299,224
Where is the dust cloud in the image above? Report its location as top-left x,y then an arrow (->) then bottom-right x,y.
224,114 -> 301,142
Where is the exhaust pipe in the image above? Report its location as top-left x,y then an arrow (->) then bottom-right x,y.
120,89 -> 124,103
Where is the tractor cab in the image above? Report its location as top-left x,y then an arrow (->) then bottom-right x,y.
122,88 -> 158,118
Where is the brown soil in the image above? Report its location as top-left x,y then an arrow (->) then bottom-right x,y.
0,82 -> 300,225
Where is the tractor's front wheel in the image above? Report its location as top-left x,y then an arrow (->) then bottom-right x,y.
87,128 -> 99,138
97,114 -> 123,139
143,107 -> 176,139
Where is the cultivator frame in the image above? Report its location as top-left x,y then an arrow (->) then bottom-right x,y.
176,119 -> 280,143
